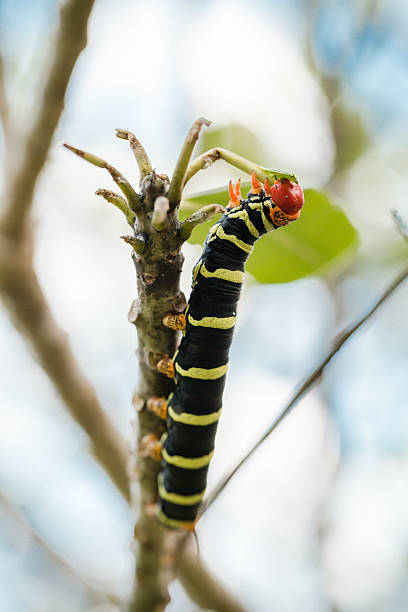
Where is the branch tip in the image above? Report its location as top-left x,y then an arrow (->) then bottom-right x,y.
180,203 -> 225,242
120,234 -> 145,254
151,196 -> 170,231
168,117 -> 212,208
115,128 -> 153,181
95,188 -> 135,226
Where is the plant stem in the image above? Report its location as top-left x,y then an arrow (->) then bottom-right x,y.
1,0 -> 95,240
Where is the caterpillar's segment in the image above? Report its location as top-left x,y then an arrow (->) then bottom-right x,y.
146,396 -> 168,420
157,356 -> 175,379
157,176 -> 304,529
163,313 -> 186,331
140,433 -> 162,461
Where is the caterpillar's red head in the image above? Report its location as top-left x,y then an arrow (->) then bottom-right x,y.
264,177 -> 304,223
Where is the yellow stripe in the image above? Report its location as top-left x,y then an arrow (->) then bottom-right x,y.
215,225 -> 253,254
161,446 -> 214,469
188,314 -> 236,329
206,223 -> 220,243
158,476 -> 205,505
175,361 -> 229,380
260,206 -> 275,233
168,405 -> 222,426
156,508 -> 196,530
200,263 -> 243,284
228,209 -> 260,238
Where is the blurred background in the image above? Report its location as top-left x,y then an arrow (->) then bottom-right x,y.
1,0 -> 408,610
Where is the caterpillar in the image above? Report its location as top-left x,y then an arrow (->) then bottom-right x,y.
143,172 -> 304,530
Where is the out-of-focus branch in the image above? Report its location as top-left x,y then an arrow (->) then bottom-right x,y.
391,209 -> 408,242
0,55 -> 9,141
0,489 -> 122,606
202,265 -> 408,515
178,549 -> 248,612
0,239 -> 130,500
1,0 -> 95,240
0,0 -> 130,501
167,117 -> 211,208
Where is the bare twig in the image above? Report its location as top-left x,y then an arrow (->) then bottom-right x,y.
168,117 -> 211,208
180,203 -> 225,241
184,147 -> 297,187
202,265 -> 408,515
116,129 -> 153,182
0,489 -> 122,605
0,242 -> 130,500
0,55 -> 9,141
96,188 -> 136,226
1,0 -> 95,240
64,143 -> 140,209
178,549 -> 248,612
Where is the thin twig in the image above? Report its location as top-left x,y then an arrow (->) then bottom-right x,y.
1,0 -> 95,239
183,147 -> 297,187
167,117 -> 211,208
201,265 -> 408,515
0,489 -> 122,606
178,548 -> 248,612
0,55 -> 9,141
115,129 -> 153,183
0,239 -> 130,501
64,143 -> 140,209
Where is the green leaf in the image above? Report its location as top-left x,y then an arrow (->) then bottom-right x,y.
181,187 -> 359,283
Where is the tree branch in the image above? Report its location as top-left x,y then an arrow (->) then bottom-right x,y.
0,55 -> 9,142
183,147 -> 297,187
1,0 -> 95,240
116,129 -> 153,183
167,117 -> 211,208
201,265 -> 408,515
0,236 -> 130,501
178,549 -> 248,612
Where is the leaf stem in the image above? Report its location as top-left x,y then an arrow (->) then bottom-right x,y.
184,147 -> 297,187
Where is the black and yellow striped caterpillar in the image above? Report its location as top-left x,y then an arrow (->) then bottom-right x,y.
144,172 -> 304,530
